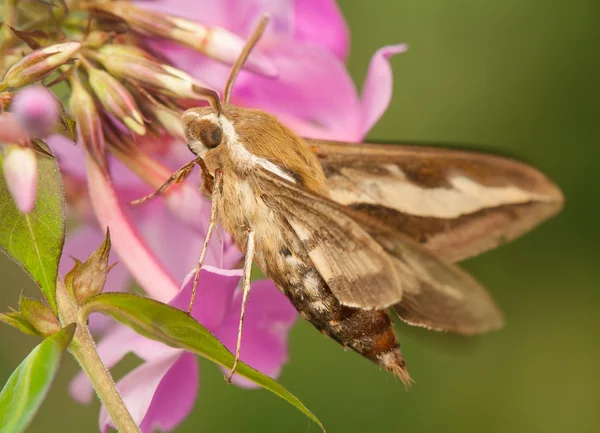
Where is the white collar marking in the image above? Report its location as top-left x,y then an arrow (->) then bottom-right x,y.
195,112 -> 297,184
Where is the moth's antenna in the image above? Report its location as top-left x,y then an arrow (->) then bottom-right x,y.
192,85 -> 223,116
223,14 -> 270,103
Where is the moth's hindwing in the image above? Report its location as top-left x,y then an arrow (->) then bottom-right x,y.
309,139 -> 564,263
256,167 -> 504,335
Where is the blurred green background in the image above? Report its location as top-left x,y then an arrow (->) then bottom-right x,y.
1,0 -> 599,432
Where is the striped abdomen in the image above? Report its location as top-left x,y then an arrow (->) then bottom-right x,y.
255,233 -> 413,387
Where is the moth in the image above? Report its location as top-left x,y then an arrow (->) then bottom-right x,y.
136,16 -> 563,386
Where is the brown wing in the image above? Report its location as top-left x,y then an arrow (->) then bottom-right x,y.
257,168 -> 403,308
308,139 -> 564,263
256,168 -> 504,334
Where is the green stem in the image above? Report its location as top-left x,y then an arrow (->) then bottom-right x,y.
3,0 -> 17,27
56,279 -> 141,433
0,0 -> 17,54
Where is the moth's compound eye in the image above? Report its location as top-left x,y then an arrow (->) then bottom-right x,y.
181,108 -> 223,155
201,123 -> 223,148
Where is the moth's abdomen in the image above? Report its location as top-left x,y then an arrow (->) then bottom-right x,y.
260,244 -> 413,387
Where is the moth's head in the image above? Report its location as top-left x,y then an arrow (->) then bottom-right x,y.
180,15 -> 269,160
181,107 -> 226,157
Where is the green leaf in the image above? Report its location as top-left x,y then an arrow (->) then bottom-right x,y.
0,311 -> 40,337
19,295 -> 60,337
8,27 -> 50,50
0,151 -> 66,313
0,324 -> 76,433
83,293 -> 325,431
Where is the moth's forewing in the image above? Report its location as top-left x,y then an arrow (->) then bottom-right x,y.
260,168 -> 403,308
257,167 -> 504,334
309,139 -> 564,263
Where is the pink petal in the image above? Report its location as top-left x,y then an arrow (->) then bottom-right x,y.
0,113 -> 30,145
71,324 -> 181,404
139,353 -> 199,433
359,44 -> 408,137
169,267 -> 243,331
233,42 -> 362,141
135,200 -> 211,284
293,0 -> 350,60
135,0 -> 230,27
3,145 -> 37,213
214,279 -> 297,387
46,134 -> 87,180
99,352 -> 192,432
11,86 -> 59,138
85,153 -> 179,302
49,134 -> 149,188
238,0 -> 294,41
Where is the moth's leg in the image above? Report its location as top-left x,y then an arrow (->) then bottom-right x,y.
197,158 -> 215,195
188,168 -> 223,314
129,158 -> 199,206
197,158 -> 222,244
226,227 -> 255,383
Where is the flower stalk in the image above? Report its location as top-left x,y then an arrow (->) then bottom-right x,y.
56,278 -> 141,433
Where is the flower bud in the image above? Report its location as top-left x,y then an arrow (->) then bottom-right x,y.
87,67 -> 146,135
0,311 -> 40,336
2,145 -> 38,213
19,295 -> 60,337
69,229 -> 113,305
92,45 -> 211,100
0,92 -> 14,111
69,78 -> 107,172
142,99 -> 185,140
90,2 -> 276,76
11,86 -> 60,138
0,42 -> 81,90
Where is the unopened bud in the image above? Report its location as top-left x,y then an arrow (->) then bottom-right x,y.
0,311 -> 40,336
19,295 -> 60,337
87,67 -> 146,135
2,145 -> 38,213
92,45 -> 211,100
91,2 -> 276,76
0,42 -> 81,90
69,78 -> 107,172
143,99 -> 185,140
70,229 -> 113,305
0,92 -> 14,112
12,86 -> 60,138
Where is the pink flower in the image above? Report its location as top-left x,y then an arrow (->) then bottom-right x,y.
138,0 -> 405,141
12,86 -> 60,138
70,267 -> 297,432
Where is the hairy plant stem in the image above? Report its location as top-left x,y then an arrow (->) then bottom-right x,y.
56,278 -> 140,433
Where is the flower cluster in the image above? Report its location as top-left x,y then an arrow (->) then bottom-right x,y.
0,0 -> 405,431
